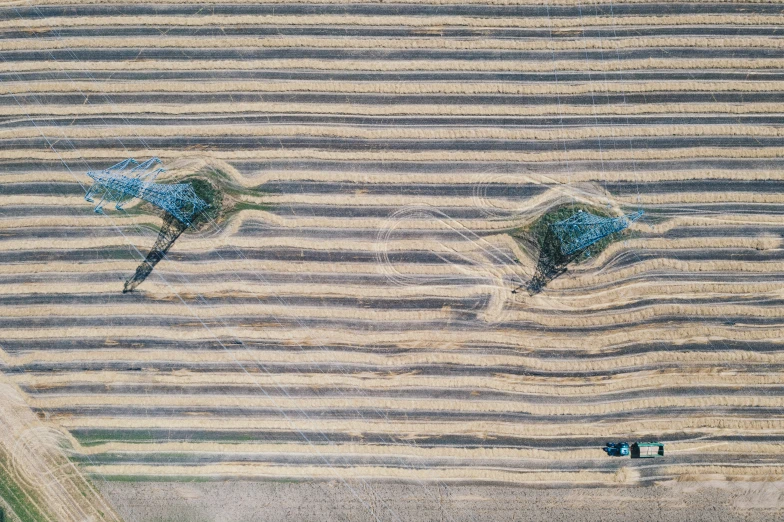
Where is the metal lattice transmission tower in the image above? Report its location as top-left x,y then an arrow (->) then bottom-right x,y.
551,209 -> 644,256
85,157 -> 209,226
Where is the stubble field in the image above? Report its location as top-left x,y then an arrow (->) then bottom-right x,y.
0,0 -> 783,520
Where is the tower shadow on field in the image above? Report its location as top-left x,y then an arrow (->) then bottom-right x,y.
123,212 -> 188,293
121,175 -> 222,293
524,226 -> 579,296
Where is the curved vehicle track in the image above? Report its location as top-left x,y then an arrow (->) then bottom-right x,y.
0,0 -> 782,513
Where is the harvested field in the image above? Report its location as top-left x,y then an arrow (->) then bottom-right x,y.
0,0 -> 783,519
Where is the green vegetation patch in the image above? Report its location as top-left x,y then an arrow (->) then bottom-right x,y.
74,429 -> 270,447
0,458 -> 51,522
73,429 -> 161,447
187,177 -> 223,229
228,201 -> 273,214
519,203 -> 626,263
176,168 -> 273,229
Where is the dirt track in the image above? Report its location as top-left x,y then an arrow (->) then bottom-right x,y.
98,480 -> 784,522
1,0 -> 783,519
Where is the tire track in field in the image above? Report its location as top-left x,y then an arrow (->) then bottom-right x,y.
1,0 -> 782,487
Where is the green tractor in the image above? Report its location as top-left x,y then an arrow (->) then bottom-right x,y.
604,442 -> 630,457
604,441 -> 664,458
